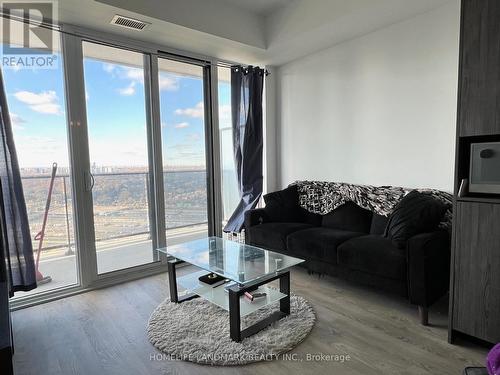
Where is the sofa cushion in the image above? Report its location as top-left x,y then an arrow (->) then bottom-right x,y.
370,213 -> 389,235
322,202 -> 373,233
287,227 -> 365,264
263,185 -> 302,222
337,235 -> 406,280
385,190 -> 447,249
246,222 -> 313,251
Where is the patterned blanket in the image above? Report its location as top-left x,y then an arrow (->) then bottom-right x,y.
293,181 -> 453,230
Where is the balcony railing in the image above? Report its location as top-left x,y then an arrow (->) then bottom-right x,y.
21,170 -> 208,255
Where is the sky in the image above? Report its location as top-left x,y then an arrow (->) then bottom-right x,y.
2,49 -> 232,171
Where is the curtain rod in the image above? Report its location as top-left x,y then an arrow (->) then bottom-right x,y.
0,12 -> 270,75
157,50 -> 270,75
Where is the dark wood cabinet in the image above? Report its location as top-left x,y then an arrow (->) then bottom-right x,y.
450,0 -> 500,344
451,202 -> 500,343
458,0 -> 500,136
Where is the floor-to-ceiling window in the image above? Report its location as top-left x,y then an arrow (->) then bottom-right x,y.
82,42 -> 156,274
2,21 -> 78,296
158,58 -> 209,244
217,67 -> 239,229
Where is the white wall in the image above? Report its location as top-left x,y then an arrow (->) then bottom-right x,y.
276,1 -> 460,192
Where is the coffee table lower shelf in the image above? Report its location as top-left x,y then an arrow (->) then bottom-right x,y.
167,259 -> 291,342
176,269 -> 288,317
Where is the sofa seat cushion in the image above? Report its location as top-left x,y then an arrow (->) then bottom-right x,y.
337,235 -> 406,280
322,202 -> 373,233
287,227 -> 365,264
246,222 -> 314,251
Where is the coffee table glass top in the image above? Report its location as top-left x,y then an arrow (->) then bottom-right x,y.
157,237 -> 304,285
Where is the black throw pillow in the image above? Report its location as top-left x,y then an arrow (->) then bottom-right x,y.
385,190 -> 447,248
263,185 -> 302,222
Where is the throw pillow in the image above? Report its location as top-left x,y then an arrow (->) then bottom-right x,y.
263,185 -> 302,222
384,190 -> 447,248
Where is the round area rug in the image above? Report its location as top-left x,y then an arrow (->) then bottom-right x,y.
147,294 -> 315,365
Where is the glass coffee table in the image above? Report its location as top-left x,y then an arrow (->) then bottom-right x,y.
157,237 -> 305,342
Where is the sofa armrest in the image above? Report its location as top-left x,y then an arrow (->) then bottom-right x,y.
406,230 -> 451,307
244,208 -> 270,229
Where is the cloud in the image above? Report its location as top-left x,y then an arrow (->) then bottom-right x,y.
103,65 -> 143,95
103,63 -> 115,73
174,122 -> 189,129
117,82 -> 136,96
120,66 -> 179,94
13,90 -> 62,115
175,102 -> 204,118
105,65 -> 179,92
123,67 -> 144,83
10,113 -> 25,130
159,75 -> 179,91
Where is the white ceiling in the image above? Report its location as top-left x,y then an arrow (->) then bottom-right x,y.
96,0 -> 267,47
53,0 -> 454,66
264,0 -> 455,65
222,0 -> 292,15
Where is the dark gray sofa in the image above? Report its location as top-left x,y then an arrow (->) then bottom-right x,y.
245,184 -> 451,325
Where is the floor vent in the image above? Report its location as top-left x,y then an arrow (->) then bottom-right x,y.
110,15 -> 149,31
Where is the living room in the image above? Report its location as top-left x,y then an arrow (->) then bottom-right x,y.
0,1 -> 498,374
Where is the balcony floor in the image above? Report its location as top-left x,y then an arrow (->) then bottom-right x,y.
15,224 -> 207,298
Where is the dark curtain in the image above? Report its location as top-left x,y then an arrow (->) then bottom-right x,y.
0,180 -> 14,374
224,66 -> 265,233
0,69 -> 36,297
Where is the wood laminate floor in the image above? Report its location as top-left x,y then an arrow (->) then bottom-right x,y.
12,267 -> 487,375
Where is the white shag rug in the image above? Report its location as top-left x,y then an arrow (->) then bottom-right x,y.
147,294 -> 315,365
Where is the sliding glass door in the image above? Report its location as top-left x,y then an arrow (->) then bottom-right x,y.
157,57 -> 210,245
82,42 -> 156,274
